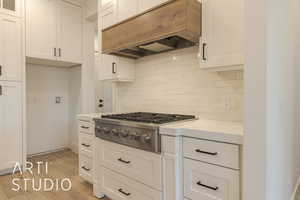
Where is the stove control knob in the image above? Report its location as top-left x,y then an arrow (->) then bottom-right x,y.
143,134 -> 152,143
111,129 -> 119,136
130,132 -> 140,140
121,130 -> 129,137
101,127 -> 110,134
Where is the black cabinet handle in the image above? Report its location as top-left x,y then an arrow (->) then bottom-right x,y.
112,62 -> 116,74
195,149 -> 218,156
0,85 -> 2,96
202,43 -> 207,61
81,166 -> 90,171
0,65 -> 2,76
81,143 -> 90,148
197,181 -> 219,191
54,48 -> 57,57
118,188 -> 131,196
118,158 -> 131,164
80,126 -> 89,129
59,48 -> 61,57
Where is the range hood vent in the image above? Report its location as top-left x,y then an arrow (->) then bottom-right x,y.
102,0 -> 201,59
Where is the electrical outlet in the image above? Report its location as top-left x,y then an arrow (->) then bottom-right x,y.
55,97 -> 62,104
224,96 -> 233,111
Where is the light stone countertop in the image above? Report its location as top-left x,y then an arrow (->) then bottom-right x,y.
77,113 -> 243,144
160,119 -> 243,145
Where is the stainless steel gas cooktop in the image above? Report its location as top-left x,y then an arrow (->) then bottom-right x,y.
94,112 -> 196,153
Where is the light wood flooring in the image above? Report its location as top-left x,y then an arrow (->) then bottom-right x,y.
0,150 -> 109,200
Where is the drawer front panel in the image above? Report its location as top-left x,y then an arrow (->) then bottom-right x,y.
79,155 -> 93,183
184,159 -> 239,200
100,167 -> 162,200
99,140 -> 162,190
79,133 -> 93,158
183,137 -> 239,169
79,121 -> 94,135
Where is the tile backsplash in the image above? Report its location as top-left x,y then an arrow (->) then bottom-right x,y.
117,47 -> 243,122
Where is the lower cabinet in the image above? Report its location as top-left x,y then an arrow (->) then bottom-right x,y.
0,81 -> 22,172
78,120 -> 94,183
96,166 -> 162,200
184,159 -> 240,200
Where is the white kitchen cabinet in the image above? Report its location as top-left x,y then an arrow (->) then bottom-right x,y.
26,0 -> 83,65
85,0 -> 97,20
138,0 -> 168,13
57,0 -> 82,64
0,0 -> 22,17
0,14 -> 22,81
26,0 -> 57,61
116,0 -> 138,23
0,81 -> 22,172
99,5 -> 116,30
78,120 -> 95,183
184,159 -> 240,200
199,0 -> 244,71
97,54 -> 135,81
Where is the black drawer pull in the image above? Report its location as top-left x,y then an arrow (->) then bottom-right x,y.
118,158 -> 131,164
81,166 -> 91,171
81,143 -> 90,148
118,188 -> 131,196
80,126 -> 89,129
195,149 -> 218,156
197,181 -> 219,191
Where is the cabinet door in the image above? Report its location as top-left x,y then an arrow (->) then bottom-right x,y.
0,15 -> 22,81
57,0 -> 82,64
116,0 -> 138,22
138,0 -> 167,13
199,0 -> 244,69
0,82 -> 22,171
26,0 -> 57,60
99,5 -> 116,30
0,0 -> 21,17
98,54 -> 117,80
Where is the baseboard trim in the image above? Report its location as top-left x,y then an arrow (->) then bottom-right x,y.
27,147 -> 70,158
291,176 -> 300,200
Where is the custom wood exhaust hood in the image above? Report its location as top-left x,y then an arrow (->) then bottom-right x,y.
102,0 -> 201,59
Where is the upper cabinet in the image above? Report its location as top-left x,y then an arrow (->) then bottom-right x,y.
0,15 -> 22,81
99,0 -> 173,30
26,0 -> 83,66
0,0 -> 22,17
85,0 -> 97,20
199,0 -> 244,71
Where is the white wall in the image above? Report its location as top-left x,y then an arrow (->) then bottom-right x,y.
117,47 -> 243,122
26,64 -> 70,155
68,66 -> 82,153
243,0 -> 300,199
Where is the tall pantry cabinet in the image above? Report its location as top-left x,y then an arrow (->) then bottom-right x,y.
0,0 -> 24,173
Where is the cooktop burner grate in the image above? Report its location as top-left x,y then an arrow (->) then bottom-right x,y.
101,112 -> 196,124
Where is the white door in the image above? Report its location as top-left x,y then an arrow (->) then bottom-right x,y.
117,0 -> 138,22
0,15 -> 22,81
26,0 -> 57,60
199,0 -> 244,69
0,81 -> 22,171
58,0 -> 82,63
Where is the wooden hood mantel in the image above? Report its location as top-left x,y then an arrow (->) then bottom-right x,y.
102,0 -> 201,59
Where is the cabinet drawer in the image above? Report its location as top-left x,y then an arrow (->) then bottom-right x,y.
98,140 -> 162,190
184,159 -> 239,200
183,137 -> 239,169
79,155 -> 93,183
79,133 -> 93,158
78,121 -> 94,135
98,166 -> 162,200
